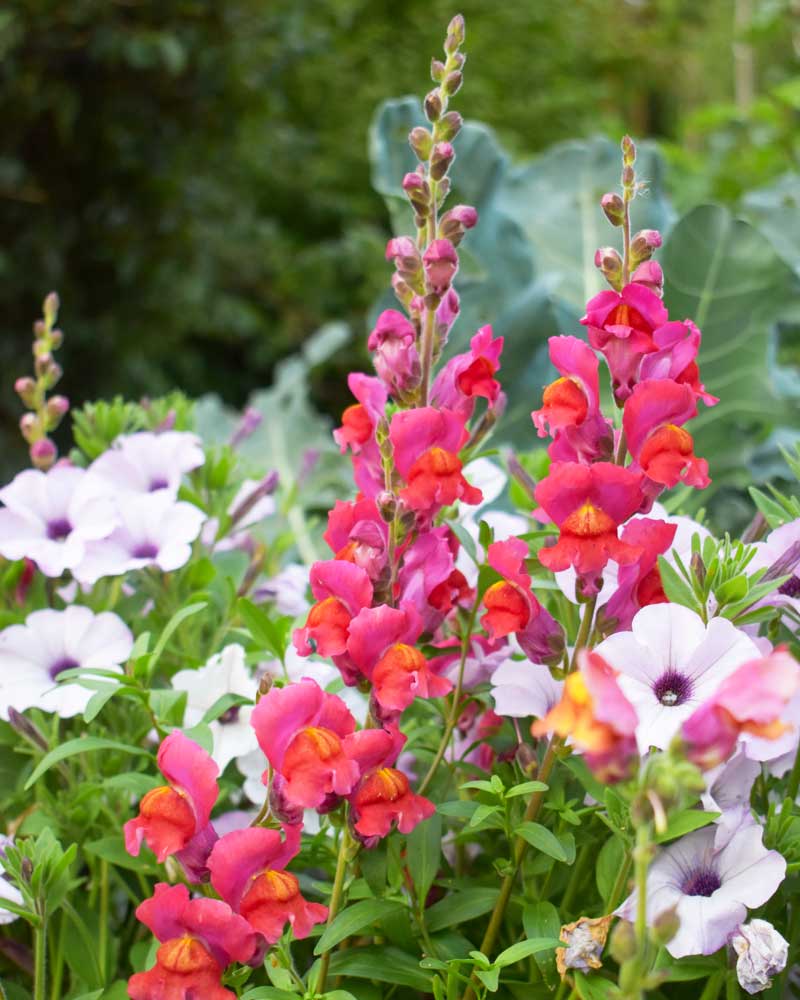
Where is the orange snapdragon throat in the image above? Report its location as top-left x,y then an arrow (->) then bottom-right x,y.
139,785 -> 196,840
561,500 -> 617,539
640,423 -> 693,469
374,642 -> 426,678
482,580 -> 530,635
287,725 -> 343,763
241,868 -> 301,918
358,766 -> 410,805
608,302 -> 648,331
158,935 -> 219,976
541,376 -> 589,426
339,403 -> 373,446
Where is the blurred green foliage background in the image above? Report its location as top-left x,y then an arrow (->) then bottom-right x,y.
0,0 -> 798,473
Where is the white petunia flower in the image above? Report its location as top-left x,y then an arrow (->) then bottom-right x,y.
89,431 -> 204,496
490,657 -> 563,720
0,606 -> 132,719
0,835 -> 23,924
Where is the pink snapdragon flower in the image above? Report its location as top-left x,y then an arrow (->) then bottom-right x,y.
128,882 -> 258,1000
208,824 -> 327,943
346,602 -> 452,712
89,430 -> 204,495
368,309 -> 421,396
293,560 -> 373,668
124,731 -> 219,878
333,374 -> 388,497
639,320 -> 718,407
431,326 -> 504,420
0,605 -> 132,719
617,825 -> 785,958
0,466 -> 117,577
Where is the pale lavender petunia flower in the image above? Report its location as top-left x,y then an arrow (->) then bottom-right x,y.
0,835 -> 23,924
0,466 -> 118,577
444,636 -> 510,690
595,604 -> 760,753
0,606 -> 133,719
171,644 -> 256,773
74,492 -> 205,584
89,430 -> 204,496
731,919 -> 789,994
618,824 -> 786,958
701,746 -> 759,849
254,563 -> 311,618
490,657 -> 563,720
747,518 -> 800,623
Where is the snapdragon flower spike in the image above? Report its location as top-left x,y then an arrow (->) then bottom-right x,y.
208,824 -> 327,944
682,647 -> 800,769
250,677 -> 361,809
581,282 -> 668,402
600,517 -> 677,631
532,650 -> 638,782
423,238 -> 459,295
639,320 -> 719,407
124,731 -> 219,878
128,882 -> 258,1000
333,373 -> 388,497
368,309 -> 421,397
390,406 -> 482,513
346,602 -> 452,713
623,379 -> 710,489
481,537 -> 541,639
293,560 -> 373,659
430,326 -> 504,421
535,461 -> 644,596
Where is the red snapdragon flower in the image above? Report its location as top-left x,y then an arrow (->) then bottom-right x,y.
639,319 -> 718,407
128,883 -> 258,1000
208,824 -> 327,944
390,407 -> 482,513
431,326 -> 504,420
124,731 -> 218,878
535,462 -> 644,594
333,374 -> 388,497
346,601 -> 452,713
623,379 -> 710,489
682,648 -> 800,769
481,537 -> 541,639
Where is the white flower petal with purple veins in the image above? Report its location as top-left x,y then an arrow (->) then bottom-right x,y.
0,835 -> 22,924
556,503 -> 713,605
702,747 -> 759,849
74,492 -> 206,585
172,644 -> 257,773
490,657 -> 563,719
0,606 -> 133,719
0,466 -> 118,577
618,824 -> 785,958
595,604 -> 761,753
89,431 -> 204,496
254,563 -> 310,618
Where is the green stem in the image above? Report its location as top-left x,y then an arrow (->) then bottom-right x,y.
98,860 -> 109,981
418,599 -> 480,795
569,595 -> 597,672
786,738 -> 800,801
605,851 -> 632,911
560,842 -> 593,915
317,827 -> 354,993
33,914 -> 47,1000
48,912 -> 64,1000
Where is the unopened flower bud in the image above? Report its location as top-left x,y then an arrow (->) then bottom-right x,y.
439,204 -> 477,246
256,674 -> 274,702
376,490 -> 398,523
269,773 -> 304,825
622,165 -> 635,188
445,14 -> 465,53
14,376 -> 36,407
437,110 -> 462,142
43,291 -> 60,322
424,89 -> 443,122
630,260 -> 664,296
20,857 -> 34,883
601,192 -> 625,227
423,238 -> 458,294
19,412 -> 39,443
609,920 -> 637,963
431,58 -> 445,82
515,742 -> 538,776
651,905 -> 680,945
594,247 -> 623,291
621,134 -> 636,165
731,920 -> 789,995
30,438 -> 57,470
442,70 -> 462,97
690,550 -> 706,589
45,395 -> 69,430
630,229 -> 662,264
49,328 -> 63,349
430,142 -> 455,181
409,126 -> 433,162
8,706 -> 49,751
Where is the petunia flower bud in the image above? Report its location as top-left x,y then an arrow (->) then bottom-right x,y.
601,192 -> 625,227
731,920 -> 789,995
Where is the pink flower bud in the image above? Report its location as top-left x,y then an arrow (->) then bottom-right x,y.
600,192 -> 625,227
30,437 -> 57,470
630,228 -> 663,264
630,259 -> 664,296
408,126 -> 432,161
14,376 -> 36,407
445,14 -> 465,53
621,134 -> 636,164
423,239 -> 458,294
19,412 -> 38,443
437,110 -> 462,142
594,246 -> 623,290
430,142 -> 455,181
431,58 -> 445,82
45,394 -> 69,431
442,70 -> 462,97
424,89 -> 443,122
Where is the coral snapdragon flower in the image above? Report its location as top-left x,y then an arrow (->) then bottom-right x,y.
293,559 -> 373,658
481,537 -> 541,639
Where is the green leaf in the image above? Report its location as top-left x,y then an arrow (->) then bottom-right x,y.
603,788 -> 630,836
505,781 -> 549,798
148,602 -> 207,676
241,990 -> 299,1000
405,810 -> 441,904
326,946 -> 433,991
83,684 -> 120,723
476,967 -> 500,992
24,738 -> 151,790
84,836 -> 156,873
596,836 -> 626,904
573,970 -> 617,998
515,822 -> 567,862
495,937 -> 563,968
523,901 -> 561,984
469,803 -> 502,829
657,556 -> 703,613
313,899 -> 406,955
238,598 -> 292,660
655,809 -> 719,844
103,773 -> 160,796
425,888 -> 500,933
450,522 -> 478,565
